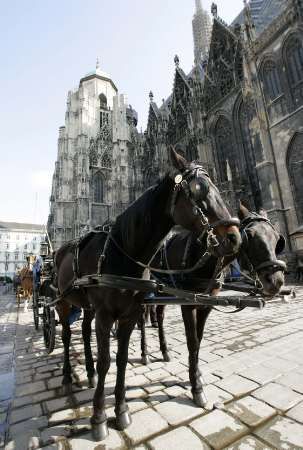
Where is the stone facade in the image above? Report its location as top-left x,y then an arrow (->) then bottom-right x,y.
48,0 -> 303,255
143,0 -> 303,255
47,65 -> 144,249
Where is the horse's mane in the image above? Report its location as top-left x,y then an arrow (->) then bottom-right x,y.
112,175 -> 172,249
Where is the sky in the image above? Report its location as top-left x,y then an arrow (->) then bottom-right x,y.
0,0 -> 244,225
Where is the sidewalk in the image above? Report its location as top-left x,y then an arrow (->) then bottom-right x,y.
2,286 -> 303,449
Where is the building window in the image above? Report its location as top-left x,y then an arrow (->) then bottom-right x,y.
24,244 -> 27,250
93,173 -> 104,203
287,132 -> 303,224
262,60 -> 282,101
33,244 -> 36,251
6,243 -> 9,250
214,116 -> 237,183
238,100 -> 262,209
15,253 -> 18,260
285,36 -> 303,86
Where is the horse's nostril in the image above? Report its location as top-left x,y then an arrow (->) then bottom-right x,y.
227,233 -> 239,245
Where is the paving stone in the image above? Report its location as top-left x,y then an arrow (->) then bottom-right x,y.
126,387 -> 147,400
9,416 -> 48,437
128,399 -> 149,413
253,382 -> 303,411
237,364 -> 282,385
225,395 -> 276,427
155,396 -> 204,426
223,435 -> 272,449
190,409 -> 248,449
10,404 -> 42,424
149,426 -> 210,450
44,396 -> 72,414
215,374 -> 259,397
278,372 -> 303,394
5,430 -> 40,450
255,415 -> 303,449
69,430 -> 125,449
124,408 -> 168,445
286,401 -> 303,424
163,385 -> 186,397
40,425 -> 71,445
147,390 -> 170,406
48,408 -> 77,425
15,381 -> 45,397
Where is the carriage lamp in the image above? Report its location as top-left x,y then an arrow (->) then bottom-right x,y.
40,241 -> 49,257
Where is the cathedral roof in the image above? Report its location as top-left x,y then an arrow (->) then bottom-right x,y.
80,66 -> 118,92
232,0 -> 288,35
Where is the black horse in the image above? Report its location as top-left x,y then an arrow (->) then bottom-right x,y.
54,148 -> 241,440
139,204 -> 286,407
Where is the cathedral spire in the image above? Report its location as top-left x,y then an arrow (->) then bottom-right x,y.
96,57 -> 100,70
195,0 -> 202,12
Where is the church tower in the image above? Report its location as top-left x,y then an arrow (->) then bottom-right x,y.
192,0 -> 212,64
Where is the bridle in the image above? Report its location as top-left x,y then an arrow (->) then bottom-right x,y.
240,213 -> 287,278
170,166 -> 240,255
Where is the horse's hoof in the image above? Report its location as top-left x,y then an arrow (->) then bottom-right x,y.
193,391 -> 207,408
91,421 -> 109,441
116,411 -> 132,430
141,355 -> 150,365
88,376 -> 97,389
163,352 -> 170,362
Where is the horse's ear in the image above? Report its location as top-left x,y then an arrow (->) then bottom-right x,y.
238,202 -> 250,220
258,208 -> 268,218
169,146 -> 188,173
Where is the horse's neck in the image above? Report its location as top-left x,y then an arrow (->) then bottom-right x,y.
115,177 -> 174,263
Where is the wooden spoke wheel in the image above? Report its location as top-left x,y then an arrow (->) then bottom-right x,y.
43,303 -> 56,354
32,288 -> 40,330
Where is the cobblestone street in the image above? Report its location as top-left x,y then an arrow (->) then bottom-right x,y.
1,286 -> 303,449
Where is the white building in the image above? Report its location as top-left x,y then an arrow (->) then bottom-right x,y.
0,222 -> 45,279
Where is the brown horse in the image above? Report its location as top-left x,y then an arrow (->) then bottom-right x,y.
54,148 -> 241,440
17,266 -> 33,310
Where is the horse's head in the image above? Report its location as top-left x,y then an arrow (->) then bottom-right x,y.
238,204 -> 285,296
169,147 -> 241,257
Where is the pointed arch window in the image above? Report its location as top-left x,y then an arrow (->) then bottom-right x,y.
93,173 -> 104,203
285,36 -> 303,86
262,60 -> 282,102
214,116 -> 237,183
287,133 -> 303,224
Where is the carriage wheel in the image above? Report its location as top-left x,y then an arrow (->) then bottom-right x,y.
33,289 -> 40,330
43,303 -> 56,354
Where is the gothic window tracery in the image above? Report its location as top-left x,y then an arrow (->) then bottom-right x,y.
93,173 -> 104,203
238,100 -> 261,209
101,152 -> 111,168
287,133 -> 303,224
285,36 -> 303,86
262,60 -> 282,102
214,116 -> 238,183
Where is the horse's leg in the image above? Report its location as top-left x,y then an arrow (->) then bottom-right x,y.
139,306 -> 149,365
156,305 -> 170,362
61,320 -> 73,392
115,316 -> 137,430
196,307 -> 212,385
91,310 -> 113,441
82,308 -> 96,387
181,305 -> 206,407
